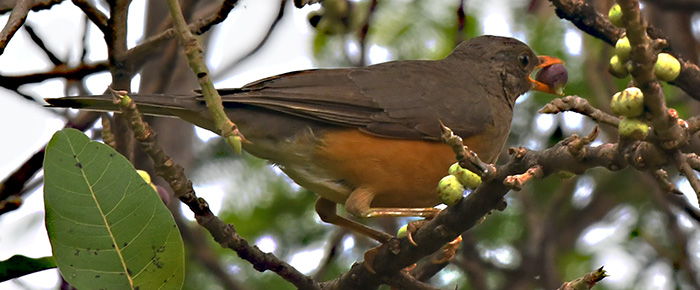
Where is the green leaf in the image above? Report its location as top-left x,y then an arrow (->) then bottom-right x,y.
0,255 -> 56,282
43,128 -> 184,289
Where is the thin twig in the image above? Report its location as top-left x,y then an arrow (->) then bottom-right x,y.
440,122 -> 496,180
675,152 -> 700,202
0,0 -> 33,55
24,24 -> 62,65
71,0 -> 109,34
0,0 -> 62,14
539,95 -> 620,127
125,0 -> 239,65
0,62 -> 109,91
504,165 -> 544,190
651,169 -> 683,195
164,0 -> 243,152
214,0 -> 286,80
313,228 -> 347,281
358,0 -> 377,66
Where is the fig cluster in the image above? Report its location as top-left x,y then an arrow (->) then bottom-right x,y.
610,87 -> 650,140
436,163 -> 482,206
607,4 -> 681,82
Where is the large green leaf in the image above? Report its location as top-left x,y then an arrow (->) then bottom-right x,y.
44,128 -> 184,289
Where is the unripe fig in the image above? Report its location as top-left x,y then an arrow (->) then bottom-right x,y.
618,117 -> 649,140
615,37 -> 631,61
611,87 -> 644,117
608,4 -> 624,27
608,55 -> 628,78
437,175 -> 464,206
448,163 -> 482,188
654,53 -> 681,82
397,224 -> 408,238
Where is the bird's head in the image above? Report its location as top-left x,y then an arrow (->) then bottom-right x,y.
449,35 -> 567,103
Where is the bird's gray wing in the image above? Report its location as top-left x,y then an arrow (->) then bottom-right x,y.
218,59 -> 494,140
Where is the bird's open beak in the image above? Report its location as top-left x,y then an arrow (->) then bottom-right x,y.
530,56 -> 566,95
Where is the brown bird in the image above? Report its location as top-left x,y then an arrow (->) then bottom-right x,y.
47,35 -> 564,243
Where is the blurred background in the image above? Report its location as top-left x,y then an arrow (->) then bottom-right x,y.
1,0 -> 699,289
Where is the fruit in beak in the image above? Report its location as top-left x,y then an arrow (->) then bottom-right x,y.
531,56 -> 567,95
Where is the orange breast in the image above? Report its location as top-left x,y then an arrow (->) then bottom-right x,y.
314,130 -> 497,208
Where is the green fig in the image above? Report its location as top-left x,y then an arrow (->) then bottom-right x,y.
654,53 -> 681,82
437,175 -> 464,206
397,224 -> 408,238
611,87 -> 644,117
615,37 -> 631,61
608,4 -> 624,27
609,55 -> 628,78
448,162 -> 482,188
618,117 -> 649,140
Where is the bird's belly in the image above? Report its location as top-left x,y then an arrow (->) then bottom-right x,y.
245,127 -> 504,209
313,130 -> 461,208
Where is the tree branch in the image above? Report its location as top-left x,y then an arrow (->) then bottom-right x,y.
0,0 -> 62,14
0,0 -> 33,55
71,0 -> 109,34
540,95 -> 620,127
322,133 -> 630,289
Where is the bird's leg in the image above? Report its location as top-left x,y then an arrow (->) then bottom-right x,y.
344,186 -> 441,245
346,186 -> 462,265
314,198 -> 393,243
344,187 -> 441,219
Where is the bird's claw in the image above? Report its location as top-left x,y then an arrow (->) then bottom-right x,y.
405,220 -> 429,246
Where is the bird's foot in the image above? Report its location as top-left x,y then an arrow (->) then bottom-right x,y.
404,219 -> 429,246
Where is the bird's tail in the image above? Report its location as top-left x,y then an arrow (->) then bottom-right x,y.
45,94 -> 215,130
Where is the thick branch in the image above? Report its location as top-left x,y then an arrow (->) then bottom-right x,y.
549,0 -> 621,45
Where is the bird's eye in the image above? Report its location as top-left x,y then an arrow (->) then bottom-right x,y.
518,53 -> 530,67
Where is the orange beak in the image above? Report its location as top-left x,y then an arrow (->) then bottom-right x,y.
530,55 -> 566,95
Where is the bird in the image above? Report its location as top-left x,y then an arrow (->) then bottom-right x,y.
46,35 -> 565,243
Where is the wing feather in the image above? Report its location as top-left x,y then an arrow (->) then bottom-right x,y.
216,59 -> 495,140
